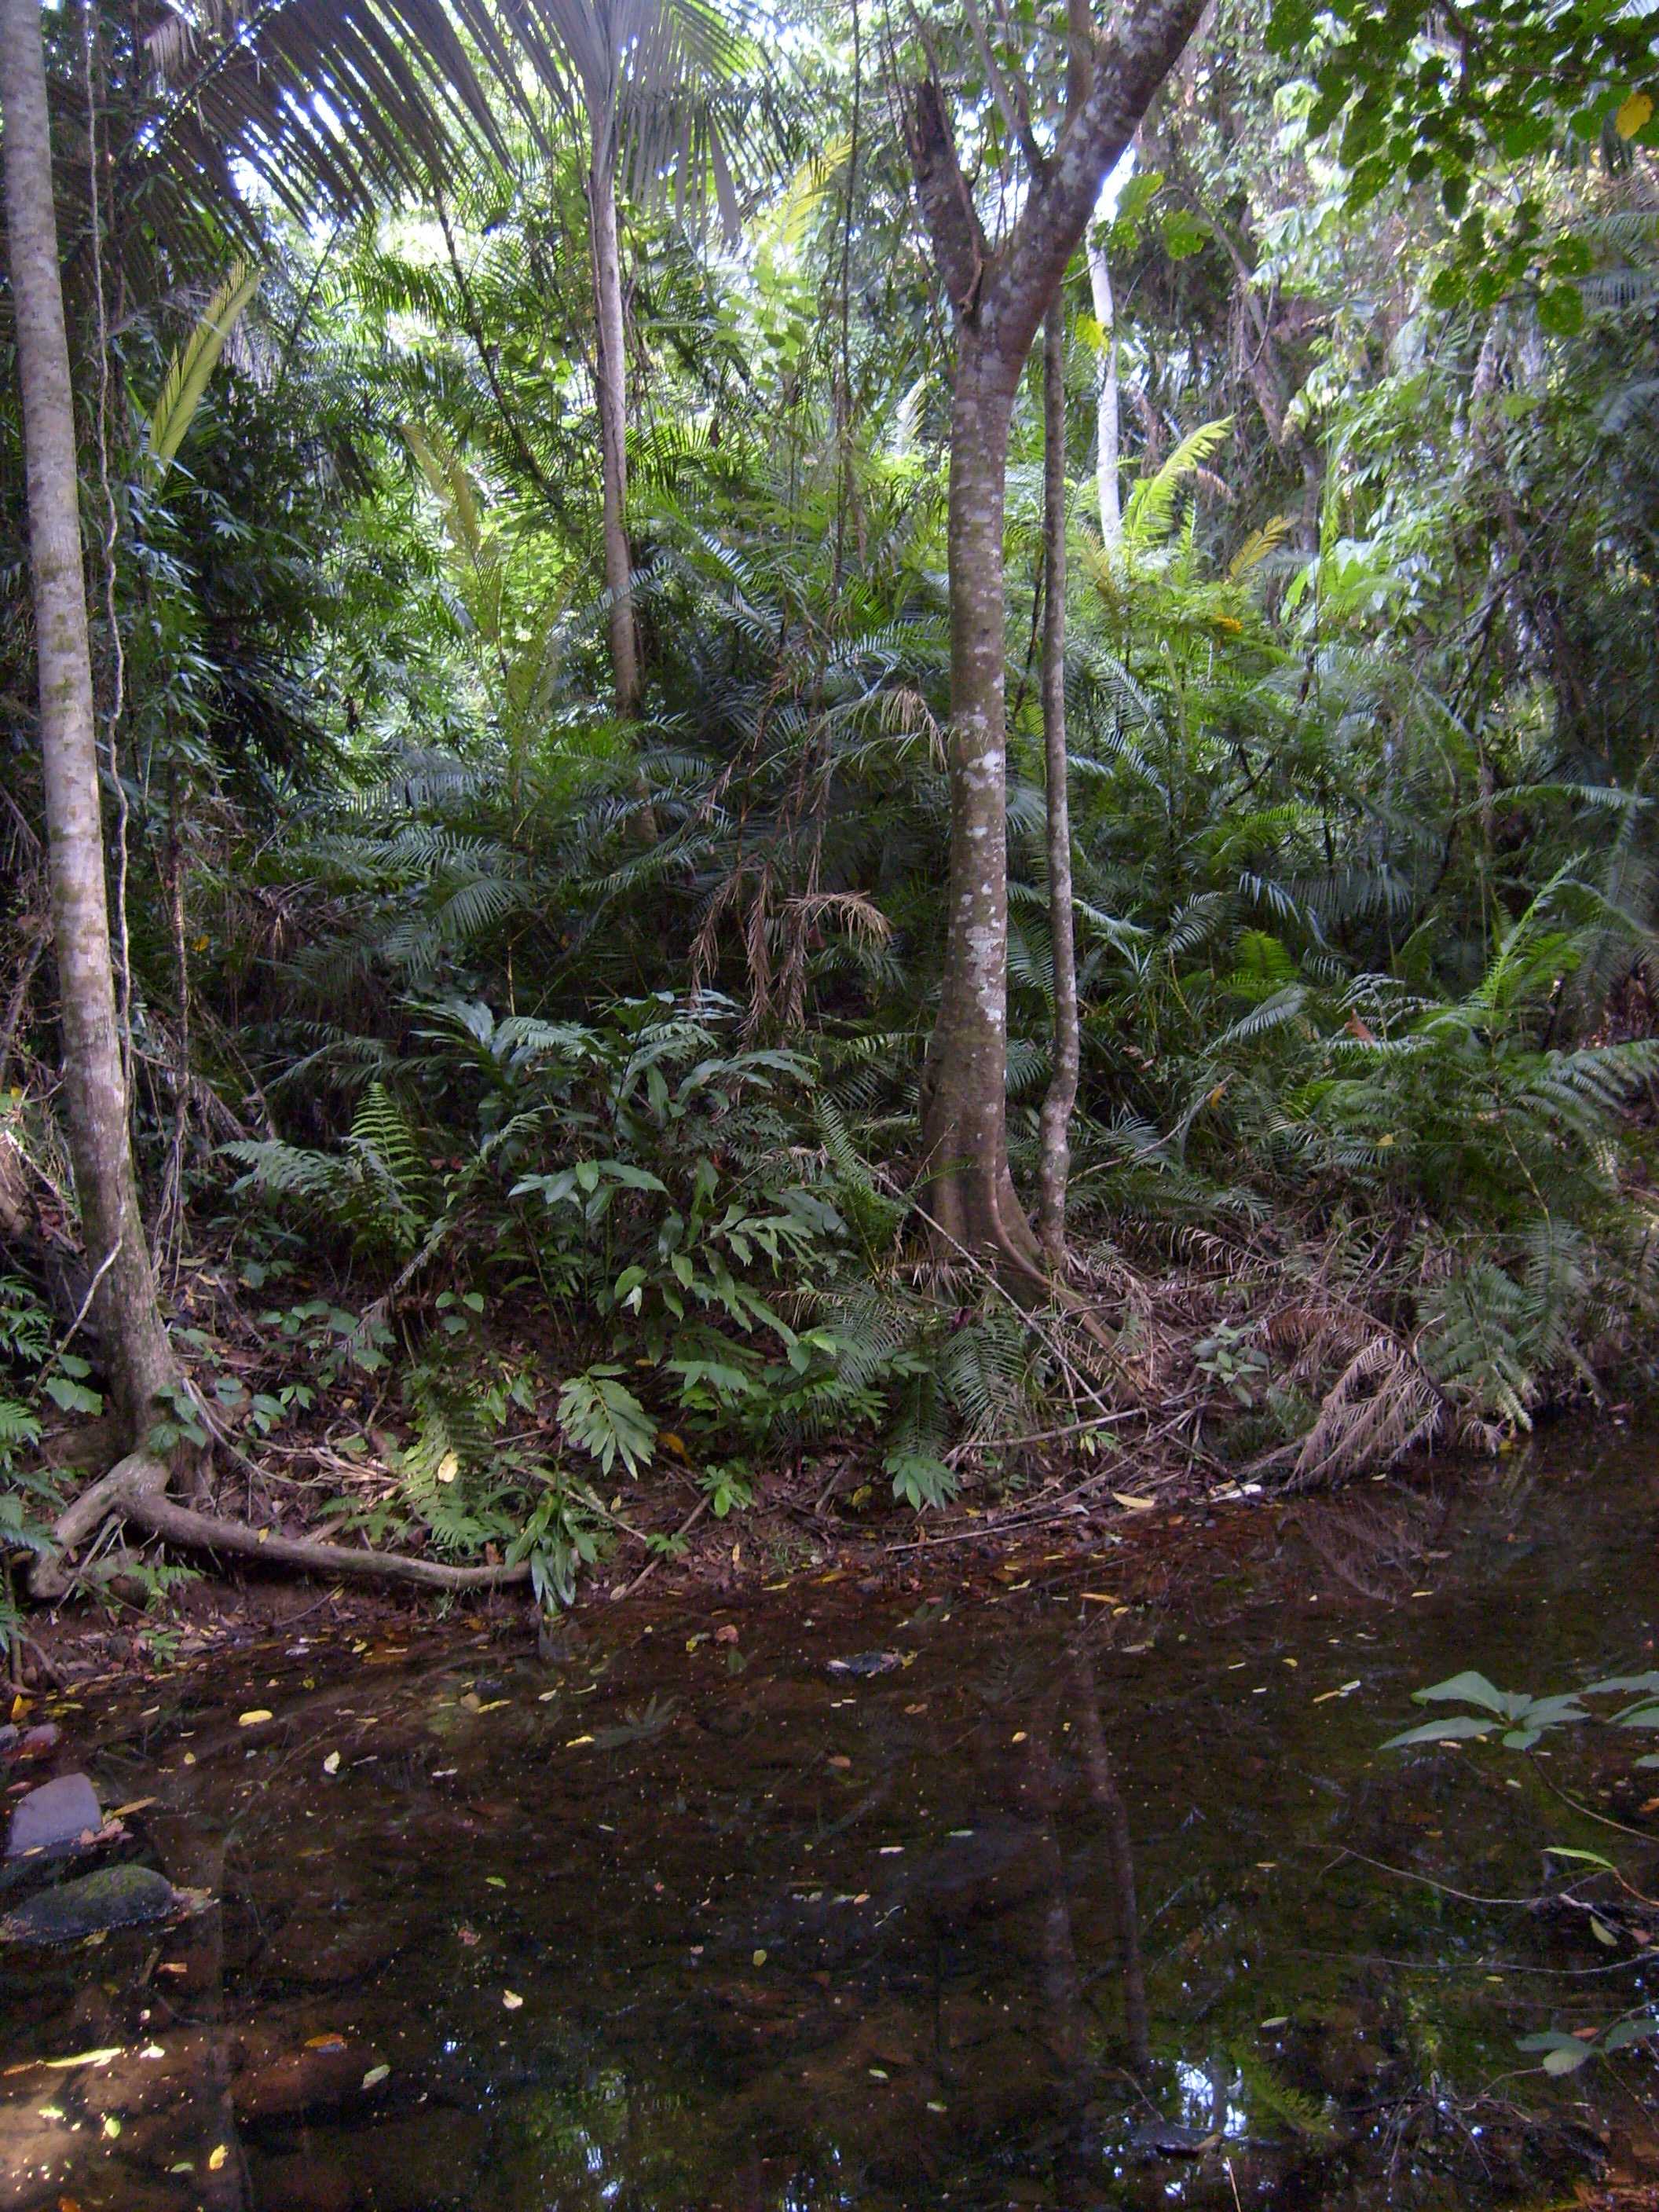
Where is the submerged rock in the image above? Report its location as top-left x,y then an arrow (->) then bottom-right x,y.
1,1862 -> 179,1945
6,1771 -> 101,1857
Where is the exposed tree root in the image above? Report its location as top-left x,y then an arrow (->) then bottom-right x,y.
28,1452 -> 531,1602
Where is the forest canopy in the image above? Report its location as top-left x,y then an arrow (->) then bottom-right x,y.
2,0 -> 1657,1631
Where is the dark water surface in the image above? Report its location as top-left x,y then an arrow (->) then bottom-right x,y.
3,1432 -> 1658,2210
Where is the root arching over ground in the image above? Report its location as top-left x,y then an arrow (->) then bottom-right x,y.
28,1452 -> 532,1604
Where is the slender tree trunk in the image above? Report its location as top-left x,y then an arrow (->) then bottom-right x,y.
907,0 -> 1203,1275
1088,235 -> 1122,551
1036,301 -> 1080,1270
919,343 -> 1044,1276
587,137 -> 640,721
1,0 -> 174,1441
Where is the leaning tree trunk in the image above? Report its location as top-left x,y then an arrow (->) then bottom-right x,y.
919,342 -> 1045,1276
586,134 -> 641,722
1036,298 -> 1080,1269
1,0 -> 174,1441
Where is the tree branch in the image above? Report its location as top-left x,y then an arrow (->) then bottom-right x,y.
907,73 -> 987,315
980,0 -> 1206,363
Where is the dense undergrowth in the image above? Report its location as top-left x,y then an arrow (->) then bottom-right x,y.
4,0 -> 1659,1643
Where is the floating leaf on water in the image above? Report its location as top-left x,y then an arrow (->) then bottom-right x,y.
322,1752 -> 340,1776
868,2067 -> 888,2079
502,1991 -> 524,2010
101,2118 -> 121,2141
43,2049 -> 122,2070
565,1735 -> 595,1748
1544,2045 -> 1592,2075
752,1949 -> 767,1967
306,2034 -> 348,2052
237,1711 -> 273,1728
1260,2016 -> 1290,2031
207,2143 -> 227,2170
361,2064 -> 390,2087
485,1877 -> 507,1889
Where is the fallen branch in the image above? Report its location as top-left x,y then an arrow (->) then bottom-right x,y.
29,1452 -> 531,1600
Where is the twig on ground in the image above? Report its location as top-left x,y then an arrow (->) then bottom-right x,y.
615,1494 -> 709,1600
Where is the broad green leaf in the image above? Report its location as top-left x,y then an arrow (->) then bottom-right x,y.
1381,1713 -> 1498,1749
1412,1671 -> 1516,1717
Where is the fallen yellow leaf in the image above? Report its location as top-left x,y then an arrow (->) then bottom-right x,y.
208,2144 -> 227,2171
237,1710 -> 273,1727
502,1991 -> 524,2010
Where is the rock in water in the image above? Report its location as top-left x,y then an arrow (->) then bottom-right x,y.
2,1864 -> 178,1945
6,1771 -> 101,1857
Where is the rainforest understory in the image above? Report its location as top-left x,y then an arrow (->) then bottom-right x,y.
4,0 -> 1659,1668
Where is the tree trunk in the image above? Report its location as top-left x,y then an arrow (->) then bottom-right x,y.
1088,235 -> 1122,551
1,0 -> 174,1441
919,343 -> 1045,1277
1036,300 -> 1080,1270
907,0 -> 1204,1275
586,137 -> 641,722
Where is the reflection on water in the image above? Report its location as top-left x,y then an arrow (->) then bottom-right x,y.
2,1434 -> 1657,2210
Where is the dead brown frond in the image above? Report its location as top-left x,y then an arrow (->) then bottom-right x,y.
1286,1335 -> 1443,1488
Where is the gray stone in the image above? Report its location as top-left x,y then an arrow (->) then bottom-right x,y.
6,1771 -> 101,1858
2,1863 -> 178,1944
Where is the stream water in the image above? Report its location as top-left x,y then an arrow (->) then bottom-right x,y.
2,1429 -> 1657,2211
